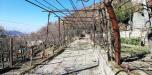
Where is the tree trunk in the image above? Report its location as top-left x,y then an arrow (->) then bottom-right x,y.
104,0 -> 121,65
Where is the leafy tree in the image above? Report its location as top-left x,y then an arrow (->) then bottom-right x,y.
113,0 -> 142,24
116,7 -> 130,23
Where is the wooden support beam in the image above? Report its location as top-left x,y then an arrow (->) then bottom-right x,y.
30,46 -> 33,66
9,37 -> 13,68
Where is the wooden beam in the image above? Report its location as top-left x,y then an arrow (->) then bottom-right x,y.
9,38 -> 13,68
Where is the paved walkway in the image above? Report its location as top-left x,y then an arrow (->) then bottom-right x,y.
26,37 -> 114,75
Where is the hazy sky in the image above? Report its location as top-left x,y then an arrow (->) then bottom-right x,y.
0,0 -> 101,33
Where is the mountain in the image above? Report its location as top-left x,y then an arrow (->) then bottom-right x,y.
6,30 -> 25,36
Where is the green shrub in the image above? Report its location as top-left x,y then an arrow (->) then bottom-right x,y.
121,37 -> 140,45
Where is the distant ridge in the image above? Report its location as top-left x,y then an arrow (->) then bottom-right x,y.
6,30 -> 26,36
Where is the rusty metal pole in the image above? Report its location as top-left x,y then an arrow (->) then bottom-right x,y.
63,21 -> 65,46
42,12 -> 51,58
46,12 -> 51,40
104,1 -> 121,65
58,17 -> 61,45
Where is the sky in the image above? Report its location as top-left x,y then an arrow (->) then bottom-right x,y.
0,0 -> 101,33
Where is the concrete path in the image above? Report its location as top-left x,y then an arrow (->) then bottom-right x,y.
26,37 -> 114,75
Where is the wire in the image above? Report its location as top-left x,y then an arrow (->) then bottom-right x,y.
56,0 -> 73,15
26,0 -> 75,25
34,0 -> 55,41
69,0 -> 87,28
43,0 -> 71,16
80,0 -> 88,28
25,0 -> 50,11
32,0 -> 67,19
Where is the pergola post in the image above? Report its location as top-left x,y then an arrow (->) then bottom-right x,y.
9,37 -> 13,68
58,17 -> 61,45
